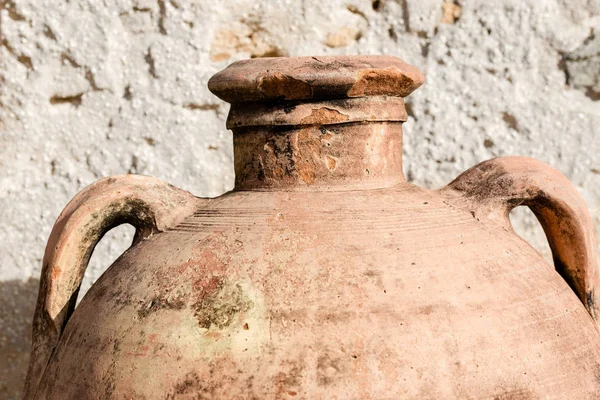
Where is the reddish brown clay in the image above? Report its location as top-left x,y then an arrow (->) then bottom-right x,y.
24,56 -> 600,399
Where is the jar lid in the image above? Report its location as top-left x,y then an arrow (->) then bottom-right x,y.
208,55 -> 424,103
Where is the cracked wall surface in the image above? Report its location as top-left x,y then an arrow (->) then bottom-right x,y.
1,0 -> 599,397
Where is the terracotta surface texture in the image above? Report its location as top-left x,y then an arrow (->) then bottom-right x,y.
4,3 -> 600,397
24,56 -> 600,399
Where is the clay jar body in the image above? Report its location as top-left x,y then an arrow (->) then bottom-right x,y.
24,56 -> 600,399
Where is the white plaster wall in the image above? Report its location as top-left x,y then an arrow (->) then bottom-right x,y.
0,0 -> 598,397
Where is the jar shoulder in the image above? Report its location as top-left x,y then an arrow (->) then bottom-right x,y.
35,185 -> 600,399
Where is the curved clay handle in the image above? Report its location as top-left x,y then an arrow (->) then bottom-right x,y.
23,175 -> 200,398
442,156 -> 600,326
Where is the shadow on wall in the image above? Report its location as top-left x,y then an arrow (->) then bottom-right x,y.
0,279 -> 38,400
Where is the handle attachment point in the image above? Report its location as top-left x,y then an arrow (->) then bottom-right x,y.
442,156 -> 600,324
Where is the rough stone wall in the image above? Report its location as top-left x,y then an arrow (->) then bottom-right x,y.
0,0 -> 598,397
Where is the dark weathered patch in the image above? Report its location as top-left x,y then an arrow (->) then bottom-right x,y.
193,281 -> 254,330
316,352 -> 348,386
449,161 -> 517,204
274,361 -> 305,396
587,290 -> 596,312
167,358 -> 258,399
169,372 -> 207,398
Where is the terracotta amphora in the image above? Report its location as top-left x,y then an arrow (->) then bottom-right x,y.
23,56 -> 600,399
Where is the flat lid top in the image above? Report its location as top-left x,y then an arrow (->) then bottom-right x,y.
208,55 -> 424,103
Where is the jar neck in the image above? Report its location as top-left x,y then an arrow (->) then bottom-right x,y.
232,121 -> 405,191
